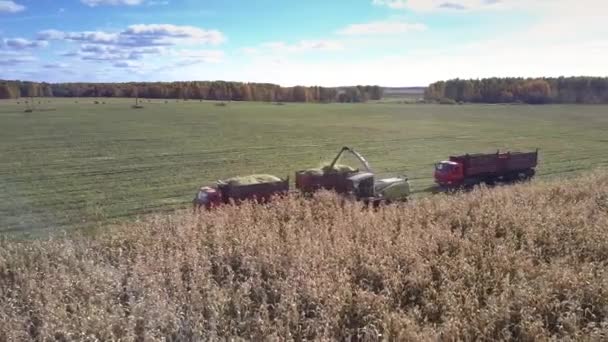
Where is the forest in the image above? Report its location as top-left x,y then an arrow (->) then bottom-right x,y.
0,80 -> 382,103
4,77 -> 608,104
425,77 -> 608,104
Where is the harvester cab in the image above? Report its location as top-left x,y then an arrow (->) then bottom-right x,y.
346,172 -> 410,203
331,147 -> 410,203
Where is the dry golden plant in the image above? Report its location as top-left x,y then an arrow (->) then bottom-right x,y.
1,172 -> 607,341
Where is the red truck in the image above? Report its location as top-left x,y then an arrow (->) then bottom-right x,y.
434,150 -> 538,190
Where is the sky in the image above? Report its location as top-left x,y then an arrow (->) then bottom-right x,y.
0,0 -> 606,86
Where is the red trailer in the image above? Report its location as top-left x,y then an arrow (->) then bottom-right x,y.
434,150 -> 538,190
295,170 -> 353,194
193,175 -> 289,210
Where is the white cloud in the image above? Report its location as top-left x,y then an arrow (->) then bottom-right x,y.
258,40 -> 344,53
207,38 -> 607,87
0,51 -> 35,65
2,38 -> 47,50
66,31 -> 120,44
24,23 -> 226,76
36,23 -> 224,66
372,0 -> 505,11
40,24 -> 225,48
0,0 -> 24,13
37,30 -> 66,40
372,0 -> 608,12
113,60 -> 141,68
123,24 -> 225,45
241,47 -> 259,55
372,0 -> 408,9
81,0 -> 145,6
337,21 -> 427,35
170,50 -> 225,66
43,62 -> 69,69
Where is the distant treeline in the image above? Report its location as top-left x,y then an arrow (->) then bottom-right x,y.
0,80 -> 383,103
425,77 -> 608,104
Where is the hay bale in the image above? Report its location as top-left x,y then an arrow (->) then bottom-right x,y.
215,102 -> 227,107
132,105 -> 144,109
222,174 -> 282,186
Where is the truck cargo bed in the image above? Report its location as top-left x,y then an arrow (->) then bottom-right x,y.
450,150 -> 538,177
217,179 -> 289,204
295,170 -> 353,194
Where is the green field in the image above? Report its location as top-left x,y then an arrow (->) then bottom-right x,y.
1,98 -> 608,234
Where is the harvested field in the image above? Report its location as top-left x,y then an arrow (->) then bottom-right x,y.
1,98 -> 608,234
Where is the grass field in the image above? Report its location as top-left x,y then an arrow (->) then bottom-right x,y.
1,98 -> 608,234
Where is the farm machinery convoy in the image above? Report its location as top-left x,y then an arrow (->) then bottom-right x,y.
193,146 -> 539,210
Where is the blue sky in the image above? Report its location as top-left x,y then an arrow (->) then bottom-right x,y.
0,0 -> 606,86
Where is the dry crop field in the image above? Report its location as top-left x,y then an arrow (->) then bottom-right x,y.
1,98 -> 608,234
0,172 -> 607,340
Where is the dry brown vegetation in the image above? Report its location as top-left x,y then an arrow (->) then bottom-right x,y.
1,172 -> 608,341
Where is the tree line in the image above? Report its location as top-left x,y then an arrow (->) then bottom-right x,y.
0,80 -> 383,103
425,77 -> 608,104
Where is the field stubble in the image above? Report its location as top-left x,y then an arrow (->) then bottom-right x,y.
1,98 -> 608,234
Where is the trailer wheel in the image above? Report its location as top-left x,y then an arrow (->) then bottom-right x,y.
524,169 -> 536,180
514,169 -> 535,182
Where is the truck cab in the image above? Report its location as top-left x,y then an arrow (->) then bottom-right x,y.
193,186 -> 221,210
434,161 -> 464,186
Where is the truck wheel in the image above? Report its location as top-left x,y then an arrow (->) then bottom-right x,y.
525,169 -> 536,180
484,178 -> 496,186
463,178 -> 481,190
504,172 -> 517,183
